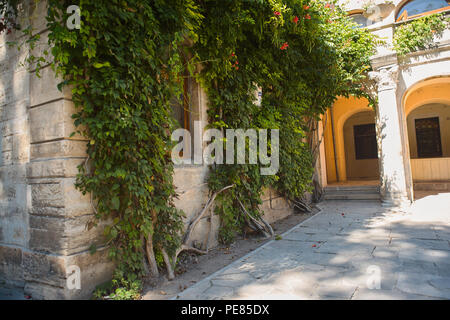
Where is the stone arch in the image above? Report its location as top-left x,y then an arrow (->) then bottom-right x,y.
403,76 -> 450,116
402,76 -> 450,181
323,96 -> 374,183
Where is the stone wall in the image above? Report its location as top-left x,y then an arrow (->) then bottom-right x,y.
173,166 -> 294,250
1,1 -> 114,300
0,1 -> 295,299
1,1 -> 32,292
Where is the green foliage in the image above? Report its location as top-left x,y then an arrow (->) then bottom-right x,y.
93,270 -> 141,300
0,0 -> 20,33
194,0 -> 377,242
1,0 -> 377,282
43,0 -> 203,276
394,14 -> 450,56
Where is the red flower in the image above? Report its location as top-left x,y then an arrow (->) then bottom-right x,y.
305,14 -> 311,20
303,5 -> 310,10
293,16 -> 299,24
325,3 -> 331,8
231,52 -> 235,57
280,42 -> 289,50
274,11 -> 281,16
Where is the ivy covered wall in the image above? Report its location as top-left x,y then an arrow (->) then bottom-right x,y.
0,0 -> 379,299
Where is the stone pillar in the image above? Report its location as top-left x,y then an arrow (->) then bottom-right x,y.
0,2 -> 31,293
0,0 -> 114,299
26,69 -> 114,298
370,64 -> 410,207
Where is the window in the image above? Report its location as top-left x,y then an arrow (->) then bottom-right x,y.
415,117 -> 443,158
350,13 -> 371,27
396,0 -> 450,22
172,70 -> 191,131
354,124 -> 378,160
171,68 -> 193,160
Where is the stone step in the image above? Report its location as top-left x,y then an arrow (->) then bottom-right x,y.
323,185 -> 380,200
323,193 -> 381,200
325,185 -> 380,192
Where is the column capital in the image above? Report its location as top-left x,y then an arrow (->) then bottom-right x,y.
369,64 -> 399,92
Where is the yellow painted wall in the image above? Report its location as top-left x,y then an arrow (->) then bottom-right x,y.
324,96 -> 374,183
403,77 -> 450,181
404,78 -> 450,116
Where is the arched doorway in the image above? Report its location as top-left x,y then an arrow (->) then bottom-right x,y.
323,96 -> 380,185
403,77 -> 450,184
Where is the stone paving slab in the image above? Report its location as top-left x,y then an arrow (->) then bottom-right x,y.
175,196 -> 450,300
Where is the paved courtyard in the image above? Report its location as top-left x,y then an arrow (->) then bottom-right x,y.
175,193 -> 450,300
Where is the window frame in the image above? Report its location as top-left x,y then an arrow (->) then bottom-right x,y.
396,0 -> 450,22
171,65 -> 194,162
349,12 -> 371,28
353,123 -> 378,160
415,116 -> 443,159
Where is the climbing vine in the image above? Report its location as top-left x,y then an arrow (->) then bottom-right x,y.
1,0 -> 377,292
45,0 -> 203,279
394,13 -> 450,56
193,0 -> 378,243
0,0 -> 19,33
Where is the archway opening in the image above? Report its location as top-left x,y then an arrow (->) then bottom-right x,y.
403,77 -> 450,186
323,96 -> 380,186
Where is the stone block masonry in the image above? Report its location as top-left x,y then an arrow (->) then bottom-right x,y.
0,1 -> 114,299
0,1 -> 295,299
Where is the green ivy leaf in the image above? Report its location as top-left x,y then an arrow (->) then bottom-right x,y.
93,62 -> 111,68
111,197 -> 120,210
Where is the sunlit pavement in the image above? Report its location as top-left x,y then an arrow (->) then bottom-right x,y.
175,193 -> 450,300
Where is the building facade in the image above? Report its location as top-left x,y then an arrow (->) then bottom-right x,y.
0,1 -> 294,299
0,0 -> 449,299
318,0 -> 450,206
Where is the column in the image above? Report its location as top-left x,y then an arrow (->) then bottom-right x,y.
370,64 -> 410,207
23,0 -> 114,299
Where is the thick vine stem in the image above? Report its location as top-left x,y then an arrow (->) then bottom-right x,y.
206,206 -> 214,251
140,235 -> 150,275
237,198 -> 274,238
291,198 -> 312,213
160,247 -> 175,280
182,184 -> 235,245
145,236 -> 159,278
164,185 -> 276,280
176,244 -> 208,257
258,214 -> 274,237
163,184 -> 235,279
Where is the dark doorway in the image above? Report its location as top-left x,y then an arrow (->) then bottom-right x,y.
415,117 -> 443,158
354,123 -> 378,160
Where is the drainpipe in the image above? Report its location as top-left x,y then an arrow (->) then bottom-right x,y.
330,107 -> 340,182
